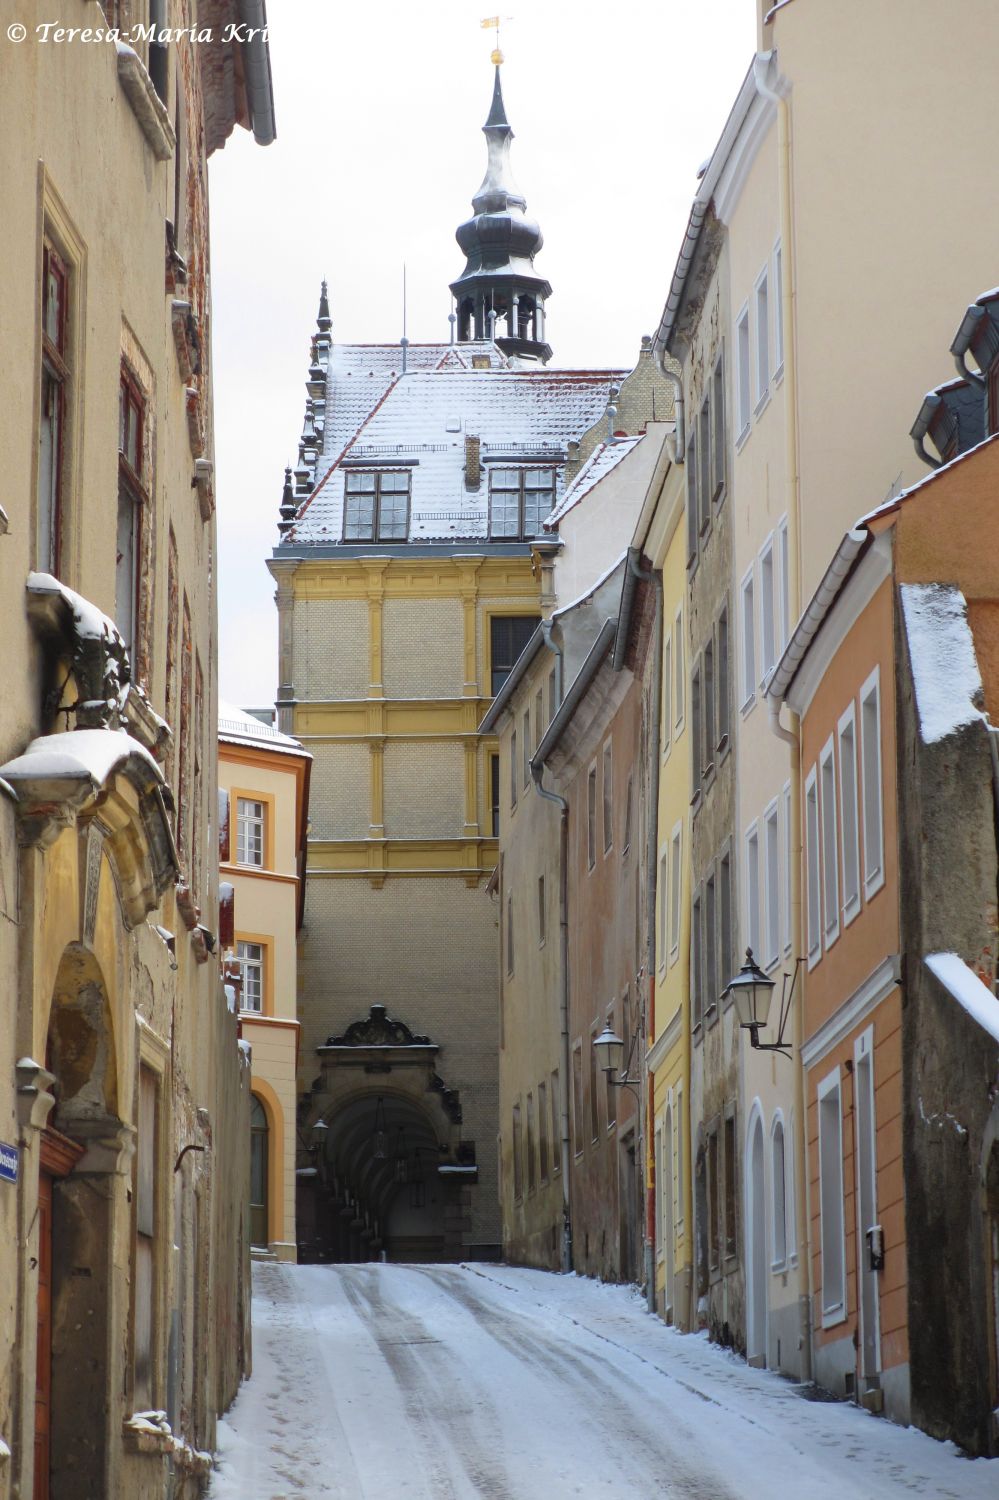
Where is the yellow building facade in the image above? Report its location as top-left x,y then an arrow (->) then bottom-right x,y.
219,706 -> 311,1263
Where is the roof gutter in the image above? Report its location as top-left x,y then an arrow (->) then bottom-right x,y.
766,528 -> 869,707
237,0 -> 276,146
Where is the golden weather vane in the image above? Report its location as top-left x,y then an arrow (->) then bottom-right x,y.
480,14 -> 512,66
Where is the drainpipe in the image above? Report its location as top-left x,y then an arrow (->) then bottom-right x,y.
532,760 -> 572,1273
236,0 -> 276,146
657,359 -> 685,465
633,551 -> 664,1314
754,49 -> 813,1383
540,619 -> 563,707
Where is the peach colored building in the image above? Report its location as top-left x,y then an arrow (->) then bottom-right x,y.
219,706 -> 311,1262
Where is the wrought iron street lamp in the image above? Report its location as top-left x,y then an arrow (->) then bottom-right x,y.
723,948 -> 800,1058
593,1025 -> 640,1094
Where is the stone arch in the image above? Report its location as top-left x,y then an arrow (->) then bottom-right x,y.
250,1078 -> 286,1249
45,943 -> 120,1128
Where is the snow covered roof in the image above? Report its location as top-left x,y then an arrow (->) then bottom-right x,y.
544,437 -> 642,528
218,702 -> 307,757
899,584 -> 987,744
280,342 -> 625,548
925,952 -> 999,1046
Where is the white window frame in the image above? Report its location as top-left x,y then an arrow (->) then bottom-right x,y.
675,1084 -> 685,1230
860,667 -> 885,899
754,266 -> 771,414
236,796 -> 265,867
662,631 -> 672,758
712,347 -> 727,504
805,766 -> 821,969
669,821 -> 683,965
657,843 -> 669,974
819,735 -> 840,950
770,1111 -> 788,1272
777,515 -> 790,654
736,302 -> 751,444
763,798 -> 780,971
817,1067 -> 847,1327
674,608 -> 685,732
773,238 -> 785,381
744,820 -> 761,961
236,939 -> 264,1013
740,566 -> 757,713
759,533 -> 777,685
837,702 -> 861,926
782,781 -> 793,955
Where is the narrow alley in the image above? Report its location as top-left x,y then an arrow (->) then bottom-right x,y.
209,1264 -> 993,1499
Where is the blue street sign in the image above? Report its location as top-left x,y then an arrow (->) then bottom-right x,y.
0,1142 -> 19,1184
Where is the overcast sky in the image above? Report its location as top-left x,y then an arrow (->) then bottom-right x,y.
209,0 -> 756,707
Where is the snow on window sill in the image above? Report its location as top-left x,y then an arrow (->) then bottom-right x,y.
821,1303 -> 847,1330
754,388 -> 771,420
116,45 -> 175,162
736,422 -> 751,454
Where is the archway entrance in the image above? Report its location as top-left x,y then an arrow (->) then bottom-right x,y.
250,1095 -> 269,1248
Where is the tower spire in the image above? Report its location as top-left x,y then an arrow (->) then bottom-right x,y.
449,63 -> 552,364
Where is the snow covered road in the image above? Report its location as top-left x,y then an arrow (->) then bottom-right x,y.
209,1262 -> 996,1499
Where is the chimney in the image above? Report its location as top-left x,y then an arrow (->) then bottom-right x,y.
464,434 -> 481,491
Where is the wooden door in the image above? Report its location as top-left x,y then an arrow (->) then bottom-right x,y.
34,1171 -> 53,1500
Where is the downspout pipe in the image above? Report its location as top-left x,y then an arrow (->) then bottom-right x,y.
658,360 -> 685,465
540,619 -> 563,707
639,555 -> 664,1314
531,760 -> 573,1274
237,0 -> 277,145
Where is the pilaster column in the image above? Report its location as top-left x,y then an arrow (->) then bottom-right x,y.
463,742 -> 480,837
363,560 -> 390,699
456,557 -> 484,698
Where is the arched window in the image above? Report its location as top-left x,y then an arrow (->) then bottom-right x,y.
771,1116 -> 787,1269
250,1094 -> 269,1248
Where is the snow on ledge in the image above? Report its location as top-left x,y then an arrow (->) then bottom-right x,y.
900,584 -> 986,744
925,952 -> 999,1046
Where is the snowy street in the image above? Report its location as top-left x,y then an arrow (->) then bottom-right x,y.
209,1263 -> 996,1499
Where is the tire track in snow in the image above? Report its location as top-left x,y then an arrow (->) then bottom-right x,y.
339,1265 -> 517,1500
413,1266 -> 740,1500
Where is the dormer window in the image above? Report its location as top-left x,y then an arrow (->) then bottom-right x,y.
489,468 -> 556,539
343,470 -> 410,541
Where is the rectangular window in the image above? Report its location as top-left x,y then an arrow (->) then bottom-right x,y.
745,822 -> 761,960
686,427 -> 699,565
705,871 -> 717,1014
572,1044 -> 584,1156
755,269 -> 770,406
692,886 -> 703,1031
602,741 -> 613,853
860,669 -> 884,897
534,688 -> 544,755
741,568 -> 756,709
490,753 -> 500,837
783,782 -> 793,954
538,1081 -> 549,1182
723,1114 -> 737,1259
134,1065 -> 158,1410
662,633 -> 672,754
774,241 -> 784,373
759,537 -> 777,682
838,705 -> 861,923
236,797 -> 265,866
805,767 -> 821,965
537,874 -> 546,946
589,1029 -> 600,1142
506,893 -> 515,976
719,847 -> 732,990
691,659 -> 702,800
712,349 -> 726,500
778,516 -> 790,653
551,1070 -> 561,1173
38,240 -> 70,575
764,800 -> 780,969
587,765 -> 597,870
818,1070 -> 846,1323
510,730 -> 518,809
117,368 -> 147,668
674,609 -> 685,729
512,1104 -> 523,1200
703,639 -> 715,776
343,469 -> 411,541
165,529 -> 179,794
236,940 -> 264,1013
670,824 -> 682,963
622,775 -> 633,856
772,1119 -> 787,1269
489,467 -> 556,538
736,304 -> 751,439
526,1093 -> 536,1193
676,1087 -> 685,1229
490,615 -> 540,696
717,607 -> 730,748
820,737 -> 840,947
698,399 -> 711,534
522,710 -> 531,789
658,847 -> 669,970
179,599 -> 192,861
